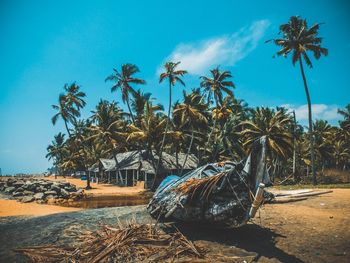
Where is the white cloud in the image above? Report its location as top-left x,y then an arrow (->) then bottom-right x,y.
158,19 -> 270,75
281,104 -> 341,125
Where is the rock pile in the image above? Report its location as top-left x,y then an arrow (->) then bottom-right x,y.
0,177 -> 85,204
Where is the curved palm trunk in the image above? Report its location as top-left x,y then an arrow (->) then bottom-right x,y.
153,80 -> 172,189
180,129 -> 194,176
292,110 -> 297,181
299,58 -> 317,185
126,98 -> 136,124
64,119 -> 71,137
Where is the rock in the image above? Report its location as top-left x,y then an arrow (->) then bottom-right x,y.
4,187 -> 16,194
34,192 -> 45,200
38,185 -> 48,192
50,185 -> 61,193
12,192 -> 24,197
60,189 -> 69,198
21,196 -> 35,203
64,186 -> 76,192
76,189 -> 84,195
13,181 -> 24,187
16,187 -> 24,192
44,190 -> 57,196
23,190 -> 34,196
39,182 -> 51,187
24,182 -> 36,191
46,197 -> 56,204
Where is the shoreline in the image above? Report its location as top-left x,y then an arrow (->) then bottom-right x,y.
0,175 -> 149,217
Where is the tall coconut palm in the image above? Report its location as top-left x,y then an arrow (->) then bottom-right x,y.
64,83 -> 86,110
105,64 -> 146,124
156,62 -> 187,178
51,94 -> 78,136
51,83 -> 86,137
200,67 -> 235,151
268,16 -> 328,184
70,119 -> 93,189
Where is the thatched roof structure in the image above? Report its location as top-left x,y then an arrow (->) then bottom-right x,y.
90,150 -> 198,174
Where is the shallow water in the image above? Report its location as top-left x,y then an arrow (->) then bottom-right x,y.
60,196 -> 149,209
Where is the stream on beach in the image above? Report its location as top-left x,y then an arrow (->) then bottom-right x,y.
59,195 -> 150,209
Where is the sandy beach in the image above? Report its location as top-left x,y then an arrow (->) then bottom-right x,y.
0,176 -> 146,217
45,176 -> 146,196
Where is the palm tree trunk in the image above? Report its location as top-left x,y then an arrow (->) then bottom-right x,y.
292,110 -> 297,181
64,120 -> 71,137
126,98 -> 136,124
180,129 -> 194,176
153,80 -> 172,189
81,148 -> 91,190
299,58 -> 317,185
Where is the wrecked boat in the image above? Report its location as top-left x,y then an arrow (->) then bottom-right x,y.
147,136 -> 272,227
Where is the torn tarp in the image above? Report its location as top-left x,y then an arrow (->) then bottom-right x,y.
147,136 -> 272,227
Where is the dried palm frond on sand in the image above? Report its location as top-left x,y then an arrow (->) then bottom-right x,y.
174,172 -> 229,202
14,222 -> 205,263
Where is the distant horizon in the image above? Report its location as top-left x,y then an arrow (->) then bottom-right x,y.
1,0 -> 349,174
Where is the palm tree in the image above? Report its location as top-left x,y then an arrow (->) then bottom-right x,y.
173,90 -> 208,174
127,101 -> 166,158
51,83 -> 86,136
313,120 -> 334,170
268,16 -> 328,184
156,62 -> 187,178
131,89 -> 152,123
90,100 -> 128,178
46,132 -> 66,178
241,107 -> 293,172
105,64 -> 146,124
200,67 -> 235,152
51,94 -> 78,136
338,104 -> 350,131
64,83 -> 86,110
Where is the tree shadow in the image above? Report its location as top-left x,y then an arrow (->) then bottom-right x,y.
170,222 -> 304,263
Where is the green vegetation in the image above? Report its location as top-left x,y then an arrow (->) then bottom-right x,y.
46,16 -> 349,189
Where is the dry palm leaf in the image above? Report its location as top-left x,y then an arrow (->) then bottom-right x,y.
14,222 -> 205,263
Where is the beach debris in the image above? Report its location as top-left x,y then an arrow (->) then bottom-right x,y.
147,136 -> 272,227
269,189 -> 333,203
0,178 -> 85,204
14,222 -> 205,263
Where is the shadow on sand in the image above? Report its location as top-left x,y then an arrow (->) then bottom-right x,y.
172,222 -> 304,263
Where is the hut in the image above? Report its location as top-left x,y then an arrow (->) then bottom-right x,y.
88,150 -> 198,189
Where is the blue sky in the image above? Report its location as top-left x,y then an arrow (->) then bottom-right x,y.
0,0 -> 349,174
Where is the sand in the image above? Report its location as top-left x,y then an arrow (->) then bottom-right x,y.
45,175 -> 146,196
0,199 -> 81,217
0,176 -> 146,217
